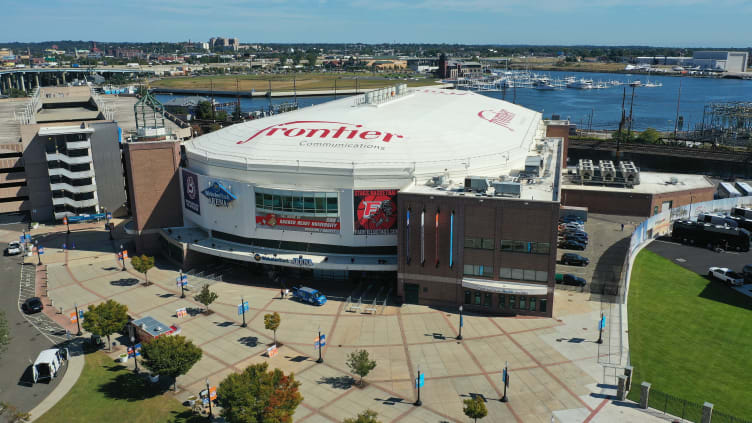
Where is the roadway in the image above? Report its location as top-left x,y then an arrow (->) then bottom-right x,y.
0,224 -> 68,415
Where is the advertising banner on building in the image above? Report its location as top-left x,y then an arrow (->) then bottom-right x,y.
353,189 -> 399,235
255,214 -> 340,233
182,170 -> 201,215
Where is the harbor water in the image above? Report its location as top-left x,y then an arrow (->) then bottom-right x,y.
156,71 -> 752,132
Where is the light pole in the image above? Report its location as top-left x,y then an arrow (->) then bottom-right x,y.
597,312 -> 604,345
316,326 -> 323,364
120,244 -> 126,271
414,365 -> 422,406
457,305 -> 463,340
73,303 -> 82,336
206,378 -> 213,420
65,216 -> 70,234
35,240 -> 42,266
128,324 -> 139,374
179,269 -> 185,298
105,208 -> 113,240
240,297 -> 247,328
501,361 -> 509,402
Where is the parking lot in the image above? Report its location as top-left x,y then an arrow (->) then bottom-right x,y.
555,213 -> 642,295
646,239 -> 752,297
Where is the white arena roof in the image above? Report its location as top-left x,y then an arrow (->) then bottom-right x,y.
185,88 -> 543,178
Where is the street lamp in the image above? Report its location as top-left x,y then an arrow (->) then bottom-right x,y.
120,244 -> 126,271
457,305 -> 463,340
104,208 -> 113,240
35,240 -> 42,266
414,365 -> 422,406
73,303 -> 82,336
205,378 -> 213,420
179,269 -> 185,298
316,326 -> 323,364
128,323 -> 139,374
501,360 -> 509,402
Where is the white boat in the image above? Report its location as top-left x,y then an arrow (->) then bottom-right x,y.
609,80 -> 624,86
629,80 -> 642,87
567,79 -> 593,89
534,82 -> 556,90
644,81 -> 663,88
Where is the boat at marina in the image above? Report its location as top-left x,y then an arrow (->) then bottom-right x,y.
567,79 -> 594,89
534,82 -> 556,90
629,80 -> 642,87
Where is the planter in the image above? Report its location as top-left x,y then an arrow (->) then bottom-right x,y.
118,353 -> 128,363
149,374 -> 159,383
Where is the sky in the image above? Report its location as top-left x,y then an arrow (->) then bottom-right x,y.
4,0 -> 751,47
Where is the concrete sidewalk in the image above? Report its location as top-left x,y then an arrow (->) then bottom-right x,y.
27,338 -> 85,422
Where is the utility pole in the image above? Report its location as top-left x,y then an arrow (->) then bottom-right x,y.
673,79 -> 682,139
627,86 -> 636,136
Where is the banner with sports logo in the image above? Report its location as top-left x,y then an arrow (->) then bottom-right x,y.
255,214 -> 340,233
182,169 -> 201,216
353,189 -> 398,235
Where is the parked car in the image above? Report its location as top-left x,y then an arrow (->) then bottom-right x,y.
5,241 -> 22,256
744,264 -> 752,283
22,297 -> 44,314
291,286 -> 327,306
559,215 -> 584,224
707,267 -> 745,286
558,274 -> 586,286
560,222 -> 584,232
561,253 -> 590,266
563,235 -> 589,246
559,240 -> 586,250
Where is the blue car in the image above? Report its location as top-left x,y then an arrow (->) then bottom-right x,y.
559,240 -> 586,251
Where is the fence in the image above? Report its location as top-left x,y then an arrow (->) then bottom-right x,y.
712,410 -> 752,423
644,388 -> 751,423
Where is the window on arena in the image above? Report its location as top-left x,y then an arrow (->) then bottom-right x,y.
255,188 -> 339,217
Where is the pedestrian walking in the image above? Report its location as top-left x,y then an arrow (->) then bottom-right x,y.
280,288 -> 285,299
621,223 -> 624,231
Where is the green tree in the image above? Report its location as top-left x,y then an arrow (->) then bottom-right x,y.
264,312 -> 281,344
81,300 -> 129,351
305,52 -> 318,68
196,100 -> 213,119
130,254 -> 155,286
217,362 -> 302,423
463,397 -> 488,422
636,128 -> 661,144
346,349 -> 376,385
344,409 -> 381,423
214,110 -> 228,121
0,311 -> 9,356
194,283 -> 219,313
140,335 -> 202,391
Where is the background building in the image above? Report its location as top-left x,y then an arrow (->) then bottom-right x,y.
692,51 -> 748,72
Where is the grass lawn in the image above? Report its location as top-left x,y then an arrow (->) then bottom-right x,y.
627,249 -> 752,418
151,73 -> 443,91
35,349 -> 203,423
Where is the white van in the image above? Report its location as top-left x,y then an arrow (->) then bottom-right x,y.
697,213 -> 738,228
32,348 -> 68,383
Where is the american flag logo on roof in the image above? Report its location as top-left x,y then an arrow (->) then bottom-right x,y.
478,109 -> 516,131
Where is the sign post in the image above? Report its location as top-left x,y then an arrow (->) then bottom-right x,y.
501,361 -> 510,402
597,313 -> 605,344
414,365 -> 424,406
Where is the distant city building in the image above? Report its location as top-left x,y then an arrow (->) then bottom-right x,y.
692,51 -> 748,72
209,37 -> 239,51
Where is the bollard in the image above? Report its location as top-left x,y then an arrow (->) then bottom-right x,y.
624,366 -> 634,392
639,382 -> 651,409
616,375 -> 628,401
701,402 -> 713,423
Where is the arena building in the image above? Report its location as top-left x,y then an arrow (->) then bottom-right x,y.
165,86 -> 565,316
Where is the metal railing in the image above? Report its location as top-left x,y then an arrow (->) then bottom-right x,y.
648,389 -> 704,422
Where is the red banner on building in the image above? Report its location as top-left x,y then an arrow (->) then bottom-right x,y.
353,189 -> 399,235
256,214 -> 340,233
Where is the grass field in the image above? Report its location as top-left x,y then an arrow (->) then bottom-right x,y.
627,250 -> 752,418
151,73 -> 443,92
35,349 -> 202,423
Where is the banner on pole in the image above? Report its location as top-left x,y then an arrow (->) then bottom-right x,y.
176,275 -> 188,287
69,311 -> 77,323
127,343 -> 142,358
122,250 -> 128,259
38,246 -> 45,255
267,344 -> 279,358
502,368 -> 510,387
415,373 -> 425,388
460,313 -> 463,328
209,386 -> 217,400
176,307 -> 188,318
237,301 -> 249,315
599,316 -> 606,330
314,334 -> 326,349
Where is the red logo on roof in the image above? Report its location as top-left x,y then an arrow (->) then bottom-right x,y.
236,121 -> 403,144
478,109 -> 515,131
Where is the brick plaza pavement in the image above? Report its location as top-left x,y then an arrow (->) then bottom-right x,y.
32,225 -> 625,423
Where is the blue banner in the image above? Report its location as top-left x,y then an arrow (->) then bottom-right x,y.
503,368 -> 508,384
460,313 -> 463,328
599,316 -> 606,330
25,234 -> 31,241
38,246 -> 45,255
19,236 -> 24,243
67,213 -> 106,223
415,373 -> 424,388
319,334 -> 326,348
237,301 -> 249,315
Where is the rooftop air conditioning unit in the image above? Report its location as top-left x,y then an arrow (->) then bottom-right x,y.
578,159 -> 594,181
619,161 -> 640,186
599,160 -> 616,182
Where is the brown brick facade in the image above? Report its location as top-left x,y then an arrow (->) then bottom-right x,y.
397,193 -> 558,317
123,141 -> 183,253
546,124 -> 569,169
562,185 -> 716,217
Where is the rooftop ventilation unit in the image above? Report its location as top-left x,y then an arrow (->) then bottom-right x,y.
427,175 -> 446,187
578,159 -> 594,182
465,176 -> 489,192
492,181 -> 521,198
599,160 -> 616,182
619,161 -> 640,186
